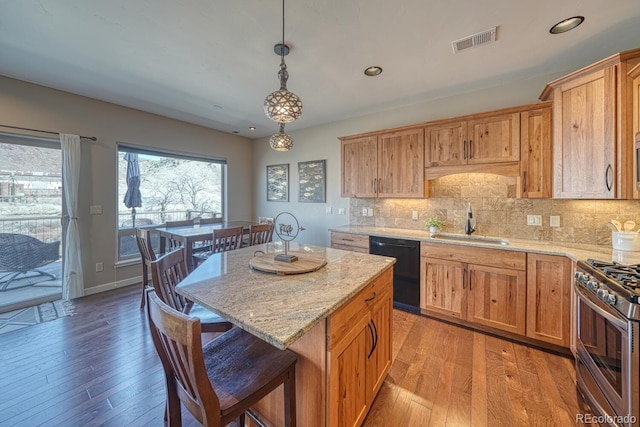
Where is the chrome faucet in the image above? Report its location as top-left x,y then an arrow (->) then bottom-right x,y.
465,202 -> 476,235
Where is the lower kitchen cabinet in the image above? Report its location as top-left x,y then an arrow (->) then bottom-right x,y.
526,253 -> 572,347
331,231 -> 370,253
420,243 -> 527,336
328,267 -> 392,427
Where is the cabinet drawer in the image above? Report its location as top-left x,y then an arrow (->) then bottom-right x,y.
421,242 -> 526,270
331,232 -> 369,251
328,267 -> 392,348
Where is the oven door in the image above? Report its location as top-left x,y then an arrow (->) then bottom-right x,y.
575,282 -> 631,420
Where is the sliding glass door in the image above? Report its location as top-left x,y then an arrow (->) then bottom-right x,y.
0,136 -> 64,313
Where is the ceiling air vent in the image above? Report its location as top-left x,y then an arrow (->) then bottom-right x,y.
451,27 -> 497,54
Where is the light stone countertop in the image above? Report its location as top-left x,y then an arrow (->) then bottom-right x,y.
330,225 -> 640,265
176,241 -> 395,350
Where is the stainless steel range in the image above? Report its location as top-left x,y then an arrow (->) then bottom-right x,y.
574,259 -> 640,426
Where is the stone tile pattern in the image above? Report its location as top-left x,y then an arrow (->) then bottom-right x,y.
349,173 -> 640,245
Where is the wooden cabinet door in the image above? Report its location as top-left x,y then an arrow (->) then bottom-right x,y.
341,136 -> 378,198
526,254 -> 572,347
467,264 -> 526,335
552,67 -> 616,198
520,106 -> 552,198
467,112 -> 520,165
377,128 -> 425,197
425,121 -> 467,167
365,291 -> 392,404
420,257 -> 466,319
328,314 -> 369,427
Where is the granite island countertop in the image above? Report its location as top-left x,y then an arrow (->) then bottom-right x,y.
330,225 -> 640,265
176,241 -> 395,350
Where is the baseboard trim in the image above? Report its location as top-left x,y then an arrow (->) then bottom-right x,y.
84,276 -> 142,296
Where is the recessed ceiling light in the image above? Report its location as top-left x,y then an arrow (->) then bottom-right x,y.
549,16 -> 584,34
249,126 -> 256,131
232,131 -> 240,134
212,104 -> 223,110
364,66 -> 383,77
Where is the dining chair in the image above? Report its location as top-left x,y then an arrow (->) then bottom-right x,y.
193,226 -> 244,267
135,227 -> 161,308
146,289 -> 297,427
249,223 -> 275,246
150,248 -> 233,333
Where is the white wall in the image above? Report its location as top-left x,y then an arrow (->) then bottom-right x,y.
253,72 -> 561,247
0,75 -> 254,294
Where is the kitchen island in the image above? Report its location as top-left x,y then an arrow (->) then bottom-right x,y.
177,242 -> 395,427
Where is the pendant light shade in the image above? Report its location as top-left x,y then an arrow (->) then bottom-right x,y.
269,123 -> 294,151
264,0 -> 303,126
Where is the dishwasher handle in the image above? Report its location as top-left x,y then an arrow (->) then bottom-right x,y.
370,240 -> 417,250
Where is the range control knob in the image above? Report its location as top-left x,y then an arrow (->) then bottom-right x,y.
597,288 -> 614,303
586,280 -> 600,290
575,271 -> 592,283
606,292 -> 617,304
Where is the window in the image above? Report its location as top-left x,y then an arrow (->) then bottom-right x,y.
116,144 -> 226,262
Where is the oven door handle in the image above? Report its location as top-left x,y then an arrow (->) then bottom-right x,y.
576,284 -> 628,330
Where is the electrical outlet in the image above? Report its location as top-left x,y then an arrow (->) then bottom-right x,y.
338,207 -> 346,215
362,207 -> 368,216
95,262 -> 104,272
412,211 -> 418,220
367,208 -> 373,216
326,206 -> 332,214
527,214 -> 542,226
90,205 -> 102,215
550,215 -> 561,227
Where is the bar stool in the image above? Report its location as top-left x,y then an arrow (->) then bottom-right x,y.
146,289 -> 297,426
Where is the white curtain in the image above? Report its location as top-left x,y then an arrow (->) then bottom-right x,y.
60,133 -> 84,299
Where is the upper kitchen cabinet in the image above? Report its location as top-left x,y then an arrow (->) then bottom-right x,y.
540,48 -> 640,199
340,127 -> 425,198
519,103 -> 552,198
424,107 -> 522,180
629,64 -> 640,196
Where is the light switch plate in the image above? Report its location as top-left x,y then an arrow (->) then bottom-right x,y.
527,214 -> 542,226
90,205 -> 102,215
550,215 -> 560,227
326,206 -> 332,214
367,208 -> 373,216
362,207 -> 368,216
338,208 -> 346,215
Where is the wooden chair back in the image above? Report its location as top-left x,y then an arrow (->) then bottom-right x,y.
212,226 -> 244,253
150,248 -> 190,313
249,223 -> 274,246
146,290 -> 222,426
135,227 -> 158,308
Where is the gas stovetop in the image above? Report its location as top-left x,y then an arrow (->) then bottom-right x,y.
576,259 -> 640,319
586,259 -> 640,290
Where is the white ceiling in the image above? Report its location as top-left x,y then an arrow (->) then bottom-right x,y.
1,1 -> 640,139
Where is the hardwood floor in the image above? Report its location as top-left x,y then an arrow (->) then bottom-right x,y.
0,285 -> 593,426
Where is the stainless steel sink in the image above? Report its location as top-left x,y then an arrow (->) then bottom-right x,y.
431,233 -> 510,246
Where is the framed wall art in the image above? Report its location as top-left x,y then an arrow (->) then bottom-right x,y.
266,164 -> 289,202
298,159 -> 326,203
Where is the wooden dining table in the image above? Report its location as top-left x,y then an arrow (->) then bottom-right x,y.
155,220 -> 258,271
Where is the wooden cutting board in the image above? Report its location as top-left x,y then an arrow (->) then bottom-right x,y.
249,251 -> 327,275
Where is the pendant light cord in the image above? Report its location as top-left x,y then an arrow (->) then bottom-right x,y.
281,0 -> 285,64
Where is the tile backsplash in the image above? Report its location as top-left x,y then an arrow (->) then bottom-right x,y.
349,173 -> 640,246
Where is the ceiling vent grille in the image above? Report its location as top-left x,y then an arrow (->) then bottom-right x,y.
451,27 -> 497,54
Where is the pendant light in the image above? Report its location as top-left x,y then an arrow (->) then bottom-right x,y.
264,0 -> 303,128
269,123 -> 294,151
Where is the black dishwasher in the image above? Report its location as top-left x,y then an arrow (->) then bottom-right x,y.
369,236 -> 420,313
